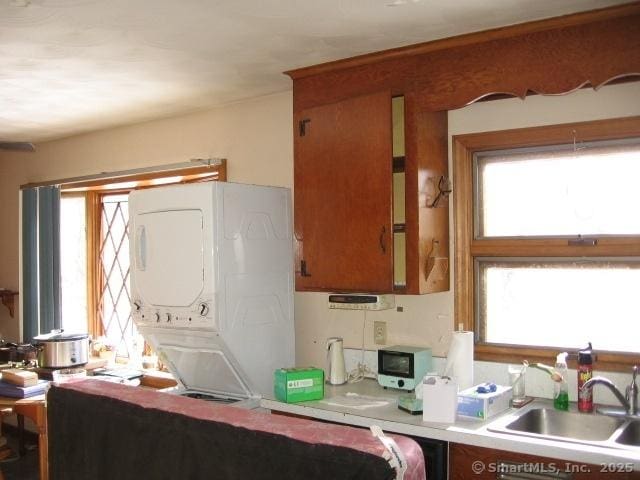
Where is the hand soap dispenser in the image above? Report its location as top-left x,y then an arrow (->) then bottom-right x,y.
553,352 -> 569,411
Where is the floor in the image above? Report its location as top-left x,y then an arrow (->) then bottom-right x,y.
0,429 -> 39,480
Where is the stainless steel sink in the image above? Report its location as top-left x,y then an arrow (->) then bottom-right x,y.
487,406 -> 640,451
502,408 -> 623,442
614,420 -> 640,447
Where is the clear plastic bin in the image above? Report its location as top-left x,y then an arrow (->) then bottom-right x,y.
52,368 -> 86,383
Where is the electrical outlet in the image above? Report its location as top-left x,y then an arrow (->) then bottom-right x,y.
374,321 -> 387,345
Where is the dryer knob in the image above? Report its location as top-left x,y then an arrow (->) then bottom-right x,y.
133,302 -> 141,311
166,313 -> 171,322
199,303 -> 209,316
154,312 -> 160,322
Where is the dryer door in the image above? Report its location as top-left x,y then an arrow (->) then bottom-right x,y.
139,327 -> 255,399
133,209 -> 204,307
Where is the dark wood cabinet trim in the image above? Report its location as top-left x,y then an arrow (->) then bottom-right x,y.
286,4 -> 640,112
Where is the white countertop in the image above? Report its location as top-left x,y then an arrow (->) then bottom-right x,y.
260,378 -> 640,470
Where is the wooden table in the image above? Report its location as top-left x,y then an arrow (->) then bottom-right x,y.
15,397 -> 47,480
0,394 -> 47,480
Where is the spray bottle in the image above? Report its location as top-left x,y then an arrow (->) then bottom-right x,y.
553,352 -> 569,411
577,342 -> 594,413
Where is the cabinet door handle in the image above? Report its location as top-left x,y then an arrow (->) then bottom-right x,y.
496,461 -> 572,479
379,226 -> 386,253
135,225 -> 147,271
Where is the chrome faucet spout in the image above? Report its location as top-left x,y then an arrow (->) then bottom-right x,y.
582,366 -> 639,417
582,377 -> 630,413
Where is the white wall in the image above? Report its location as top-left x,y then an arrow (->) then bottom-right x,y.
0,91 -> 293,342
0,83 -> 638,390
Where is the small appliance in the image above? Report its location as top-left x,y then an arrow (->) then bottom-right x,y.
377,345 -> 432,391
326,337 -> 347,385
32,330 -> 89,368
328,294 -> 394,311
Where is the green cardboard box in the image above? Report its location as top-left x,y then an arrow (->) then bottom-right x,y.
274,367 -> 324,403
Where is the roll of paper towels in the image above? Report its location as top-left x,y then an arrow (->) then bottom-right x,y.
443,331 -> 474,391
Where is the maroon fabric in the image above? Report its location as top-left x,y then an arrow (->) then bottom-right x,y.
52,379 -> 426,480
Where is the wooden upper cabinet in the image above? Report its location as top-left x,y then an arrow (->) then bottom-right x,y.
292,89 -> 450,294
294,91 -> 394,293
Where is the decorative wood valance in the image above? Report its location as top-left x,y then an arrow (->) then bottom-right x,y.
287,3 -> 640,112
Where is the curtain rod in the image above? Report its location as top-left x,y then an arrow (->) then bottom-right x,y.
20,158 -> 225,190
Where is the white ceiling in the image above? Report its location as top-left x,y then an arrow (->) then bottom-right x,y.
0,0 -> 628,143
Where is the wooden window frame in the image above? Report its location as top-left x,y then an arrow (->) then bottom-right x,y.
453,117 -> 640,371
60,162 -> 227,342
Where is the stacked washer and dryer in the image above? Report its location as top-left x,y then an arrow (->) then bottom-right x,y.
128,181 -> 295,406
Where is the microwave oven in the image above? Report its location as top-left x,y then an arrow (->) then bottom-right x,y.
377,345 -> 432,391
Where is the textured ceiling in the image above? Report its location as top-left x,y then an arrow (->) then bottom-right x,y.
0,0 -> 629,142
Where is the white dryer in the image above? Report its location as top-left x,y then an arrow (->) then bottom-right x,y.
129,181 -> 294,402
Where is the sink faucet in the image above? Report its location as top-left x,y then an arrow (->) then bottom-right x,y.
581,365 -> 638,417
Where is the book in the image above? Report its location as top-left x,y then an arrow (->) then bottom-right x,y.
0,379 -> 48,398
1,368 -> 38,387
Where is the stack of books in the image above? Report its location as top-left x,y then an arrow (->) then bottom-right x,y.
0,368 -> 48,398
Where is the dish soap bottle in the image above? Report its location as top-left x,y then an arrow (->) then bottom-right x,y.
553,352 -> 569,411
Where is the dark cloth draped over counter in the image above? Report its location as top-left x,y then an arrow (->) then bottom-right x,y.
48,380 -> 426,480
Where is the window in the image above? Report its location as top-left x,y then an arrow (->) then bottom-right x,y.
96,193 -> 137,357
57,161 -> 226,360
453,117 -> 640,369
60,195 -> 87,335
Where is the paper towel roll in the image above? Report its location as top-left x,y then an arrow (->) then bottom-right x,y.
443,331 -> 474,391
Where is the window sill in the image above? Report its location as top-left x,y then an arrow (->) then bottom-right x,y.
475,343 -> 639,373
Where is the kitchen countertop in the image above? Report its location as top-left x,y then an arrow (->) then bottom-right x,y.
260,378 -> 640,470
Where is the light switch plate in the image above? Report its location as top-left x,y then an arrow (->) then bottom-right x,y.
374,321 -> 387,345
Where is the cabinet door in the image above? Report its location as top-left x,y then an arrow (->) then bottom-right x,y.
294,91 -> 393,292
450,443 -> 640,480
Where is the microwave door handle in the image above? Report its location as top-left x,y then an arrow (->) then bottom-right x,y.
135,225 -> 147,271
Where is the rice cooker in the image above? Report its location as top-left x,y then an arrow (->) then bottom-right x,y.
33,331 -> 89,368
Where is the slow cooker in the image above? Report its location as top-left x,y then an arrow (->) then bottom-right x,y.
33,331 -> 89,368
